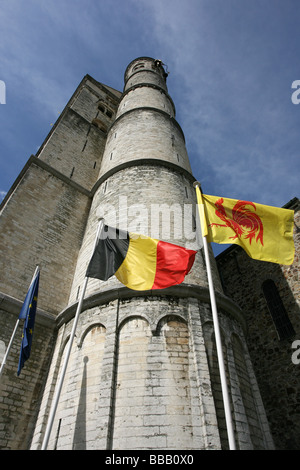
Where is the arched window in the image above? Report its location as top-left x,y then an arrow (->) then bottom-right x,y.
262,279 -> 295,340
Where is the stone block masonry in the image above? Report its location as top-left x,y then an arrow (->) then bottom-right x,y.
0,296 -> 55,450
36,75 -> 121,191
0,74 -> 122,450
35,57 -> 274,450
0,57 -> 278,450
0,162 -> 90,314
31,296 -> 223,450
217,198 -> 300,449
68,163 -> 223,305
31,290 -> 274,450
99,108 -> 192,177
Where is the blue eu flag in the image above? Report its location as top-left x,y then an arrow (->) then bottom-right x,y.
17,268 -> 40,376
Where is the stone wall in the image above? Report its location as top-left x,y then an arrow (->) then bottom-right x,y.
0,58 -> 279,451
0,296 -> 55,450
216,198 -> 300,449
0,162 -> 90,314
0,75 -> 122,450
99,109 -> 191,177
68,164 -> 223,304
36,76 -> 121,191
30,289 -> 274,450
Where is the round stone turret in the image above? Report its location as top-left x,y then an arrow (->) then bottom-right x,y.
124,57 -> 169,92
99,57 -> 191,178
68,57 -> 217,301
29,58 -> 274,451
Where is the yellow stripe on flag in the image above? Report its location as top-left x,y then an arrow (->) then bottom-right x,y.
115,234 -> 158,290
202,194 -> 295,265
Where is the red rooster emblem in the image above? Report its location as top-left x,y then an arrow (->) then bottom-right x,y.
209,198 -> 264,246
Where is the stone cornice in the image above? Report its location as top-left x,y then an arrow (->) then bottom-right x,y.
55,284 -> 247,334
108,106 -> 185,142
0,291 -> 56,328
121,82 -> 176,115
0,155 -> 91,212
92,158 -> 195,197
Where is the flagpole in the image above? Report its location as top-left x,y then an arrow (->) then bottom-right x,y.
0,265 -> 40,380
41,218 -> 104,450
0,319 -> 20,379
193,182 -> 236,450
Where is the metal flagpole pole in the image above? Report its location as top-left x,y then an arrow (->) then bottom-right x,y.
193,182 -> 236,450
0,319 -> 20,379
0,265 -> 40,380
41,218 -> 104,450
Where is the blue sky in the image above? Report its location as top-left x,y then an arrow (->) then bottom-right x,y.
0,0 -> 299,255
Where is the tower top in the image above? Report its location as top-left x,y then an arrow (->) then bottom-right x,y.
124,57 -> 168,87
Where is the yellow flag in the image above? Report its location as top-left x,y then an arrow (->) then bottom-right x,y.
201,194 -> 295,265
195,185 -> 208,237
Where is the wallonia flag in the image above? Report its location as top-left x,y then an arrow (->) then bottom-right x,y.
86,225 -> 197,290
198,193 -> 295,265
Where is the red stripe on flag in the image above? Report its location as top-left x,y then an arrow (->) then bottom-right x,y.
152,241 -> 196,289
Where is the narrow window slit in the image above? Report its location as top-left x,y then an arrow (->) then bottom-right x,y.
82,140 -> 87,152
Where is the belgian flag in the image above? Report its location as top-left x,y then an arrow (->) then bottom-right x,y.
86,225 -> 197,291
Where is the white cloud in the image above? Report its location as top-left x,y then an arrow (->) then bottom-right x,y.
0,191 -> 7,202
135,0 -> 299,207
0,0 -> 298,209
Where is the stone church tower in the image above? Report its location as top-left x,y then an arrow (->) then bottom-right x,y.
0,57 -> 275,450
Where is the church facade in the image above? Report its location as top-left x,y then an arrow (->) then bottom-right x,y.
0,57 -> 298,450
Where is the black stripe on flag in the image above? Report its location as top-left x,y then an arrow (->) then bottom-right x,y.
86,225 -> 129,281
